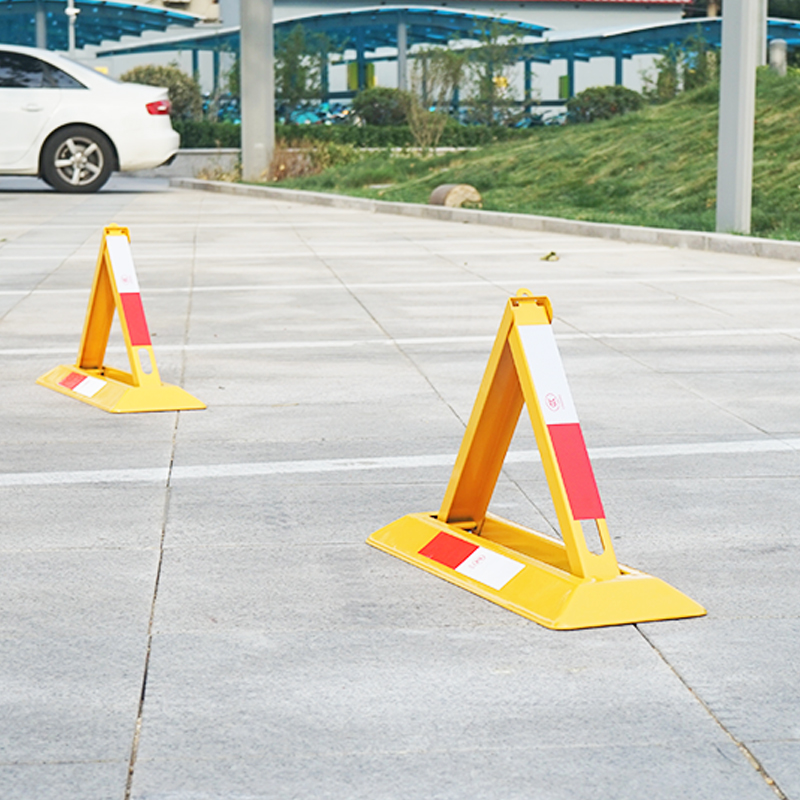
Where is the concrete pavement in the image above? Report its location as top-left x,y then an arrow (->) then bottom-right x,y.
1,174 -> 798,799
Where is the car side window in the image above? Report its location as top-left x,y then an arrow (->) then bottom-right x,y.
43,63 -> 85,89
0,52 -> 46,88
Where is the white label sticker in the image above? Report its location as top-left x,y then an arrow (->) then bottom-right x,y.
106,235 -> 139,295
73,376 -> 105,398
455,547 -> 525,591
517,324 -> 579,425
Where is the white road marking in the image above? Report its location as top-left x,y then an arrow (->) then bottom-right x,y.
0,336 -> 494,357
2,437 -> 798,488
4,326 -> 800,358
3,272 -> 800,297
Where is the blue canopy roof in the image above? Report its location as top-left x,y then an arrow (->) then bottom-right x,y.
96,6 -> 547,57
525,17 -> 800,63
94,11 -> 800,65
0,0 -> 199,50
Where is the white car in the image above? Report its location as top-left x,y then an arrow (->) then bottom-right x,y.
0,44 -> 179,192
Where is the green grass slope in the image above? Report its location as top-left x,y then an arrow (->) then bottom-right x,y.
280,70 -> 800,240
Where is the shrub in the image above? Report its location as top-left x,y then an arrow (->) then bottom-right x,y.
406,105 -> 448,153
172,120 -> 544,149
308,141 -> 362,170
351,88 -> 411,126
172,119 -> 241,148
119,64 -> 202,120
269,142 -> 362,182
566,85 -> 645,124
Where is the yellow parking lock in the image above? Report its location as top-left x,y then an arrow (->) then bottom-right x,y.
37,225 -> 205,413
368,291 -> 705,629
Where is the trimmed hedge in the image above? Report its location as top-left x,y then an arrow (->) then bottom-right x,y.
173,120 -> 241,148
173,119 -> 541,149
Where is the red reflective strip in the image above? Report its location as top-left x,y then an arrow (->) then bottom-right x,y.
59,371 -> 85,390
120,293 -> 151,346
548,423 -> 605,520
419,532 -> 479,570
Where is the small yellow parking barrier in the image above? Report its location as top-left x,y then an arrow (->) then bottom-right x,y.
368,291 -> 705,629
37,225 -> 205,414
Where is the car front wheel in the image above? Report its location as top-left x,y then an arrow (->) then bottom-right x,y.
41,126 -> 114,193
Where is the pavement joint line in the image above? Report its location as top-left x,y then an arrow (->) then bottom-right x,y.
636,627 -> 789,800
172,178 -> 800,263
125,238 -> 197,797
2,438 -> 799,488
309,230 -> 471,430
4,327 -> 800,358
124,416 -> 179,800
128,210 -> 198,797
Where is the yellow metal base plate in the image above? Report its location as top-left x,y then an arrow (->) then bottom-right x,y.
367,512 -> 706,630
37,365 -> 206,414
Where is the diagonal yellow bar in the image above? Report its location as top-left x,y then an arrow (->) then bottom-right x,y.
368,291 -> 705,629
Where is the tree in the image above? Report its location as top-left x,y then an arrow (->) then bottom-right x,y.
424,47 -> 467,112
469,21 -> 520,125
406,47 -> 466,152
226,24 -> 329,109
275,24 -> 325,109
652,43 -> 682,102
119,63 -> 202,119
465,22 -> 522,126
682,32 -> 715,91
641,32 -> 717,102
225,54 -> 239,98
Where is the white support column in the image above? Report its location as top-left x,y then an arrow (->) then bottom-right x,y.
35,0 -> 46,49
715,0 -> 760,235
758,0 -> 768,66
397,21 -> 407,91
66,0 -> 79,57
240,0 -> 275,182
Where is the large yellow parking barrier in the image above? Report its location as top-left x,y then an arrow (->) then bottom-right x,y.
368,291 -> 705,629
37,225 -> 205,413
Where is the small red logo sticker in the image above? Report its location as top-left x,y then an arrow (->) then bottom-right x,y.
545,393 -> 563,412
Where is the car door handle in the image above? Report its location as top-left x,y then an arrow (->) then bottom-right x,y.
22,104 -> 44,112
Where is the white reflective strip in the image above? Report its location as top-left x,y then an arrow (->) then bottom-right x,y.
517,324 -> 579,425
105,235 -> 140,295
454,547 -> 525,590
72,375 -> 105,398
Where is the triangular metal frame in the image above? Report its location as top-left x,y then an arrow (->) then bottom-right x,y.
37,225 -> 205,413
368,291 -> 705,629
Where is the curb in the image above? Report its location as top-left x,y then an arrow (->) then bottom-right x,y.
170,178 -> 800,263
